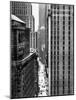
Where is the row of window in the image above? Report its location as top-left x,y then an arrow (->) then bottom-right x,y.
51,46 -> 71,50
51,11 -> 72,14
13,9 -> 27,15
50,69 -> 71,74
51,5 -> 72,10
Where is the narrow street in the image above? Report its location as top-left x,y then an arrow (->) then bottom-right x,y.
37,57 -> 48,96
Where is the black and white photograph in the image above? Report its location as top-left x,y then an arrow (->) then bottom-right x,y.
10,1 -> 74,99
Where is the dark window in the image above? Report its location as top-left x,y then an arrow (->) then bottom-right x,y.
63,61 -> 65,65
68,26 -> 70,30
63,5 -> 65,9
57,56 -> 59,59
69,6 -> 70,10
68,11 -> 70,15
63,31 -> 65,35
63,26 -> 65,30
57,6 -> 59,9
54,16 -> 56,19
51,41 -> 52,45
57,11 -> 59,14
63,56 -> 65,60
63,16 -> 65,20
57,61 -> 59,64
68,21 -> 71,25
68,41 -> 70,45
54,41 -> 56,45
68,66 -> 70,70
54,5 -> 56,9
63,11 -> 65,14
63,41 -> 65,45
63,36 -> 65,40
54,51 -> 56,55
68,61 -> 70,65
63,21 -> 65,25
68,71 -> 70,74
63,46 -> 65,50
57,21 -> 59,24
54,11 -> 56,14
68,31 -> 70,35
68,16 -> 70,20
63,51 -> 65,55
57,46 -> 59,50
68,46 -> 70,50
57,51 -> 59,55
57,41 -> 59,45
68,51 -> 70,55
63,66 -> 65,70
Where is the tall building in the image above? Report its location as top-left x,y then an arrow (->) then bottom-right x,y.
39,3 -> 74,96
47,4 -> 74,96
11,1 -> 35,32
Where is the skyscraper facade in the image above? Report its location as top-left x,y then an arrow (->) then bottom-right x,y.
39,3 -> 74,96
46,4 -> 74,96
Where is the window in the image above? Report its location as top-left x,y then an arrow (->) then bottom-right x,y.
57,41 -> 59,45
68,21 -> 71,25
68,66 -> 70,70
54,11 -> 56,14
63,11 -> 65,15
68,51 -> 70,55
63,21 -> 65,25
57,51 -> 59,55
57,46 -> 59,50
57,21 -> 59,24
63,51 -> 65,55
69,6 -> 70,10
63,46 -> 65,50
68,16 -> 70,20
54,5 -> 56,9
63,16 -> 65,20
68,46 -> 70,50
68,11 -> 70,15
57,56 -> 59,59
57,6 -> 59,10
63,5 -> 65,9
63,36 -> 65,40
57,11 -> 59,14
63,66 -> 65,70
68,61 -> 70,65
68,41 -> 70,45
63,26 -> 65,30
68,26 -> 70,30
63,41 -> 65,45
54,36 -> 56,40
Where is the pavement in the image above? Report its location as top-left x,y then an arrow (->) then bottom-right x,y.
37,57 -> 48,96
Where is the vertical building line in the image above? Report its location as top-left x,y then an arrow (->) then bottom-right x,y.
73,5 -> 74,94
48,4 -> 51,96
68,6 -> 71,94
63,5 -> 65,94
54,6 -> 56,95
32,32 -> 34,52
51,5 -> 53,95
57,5 -> 59,95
